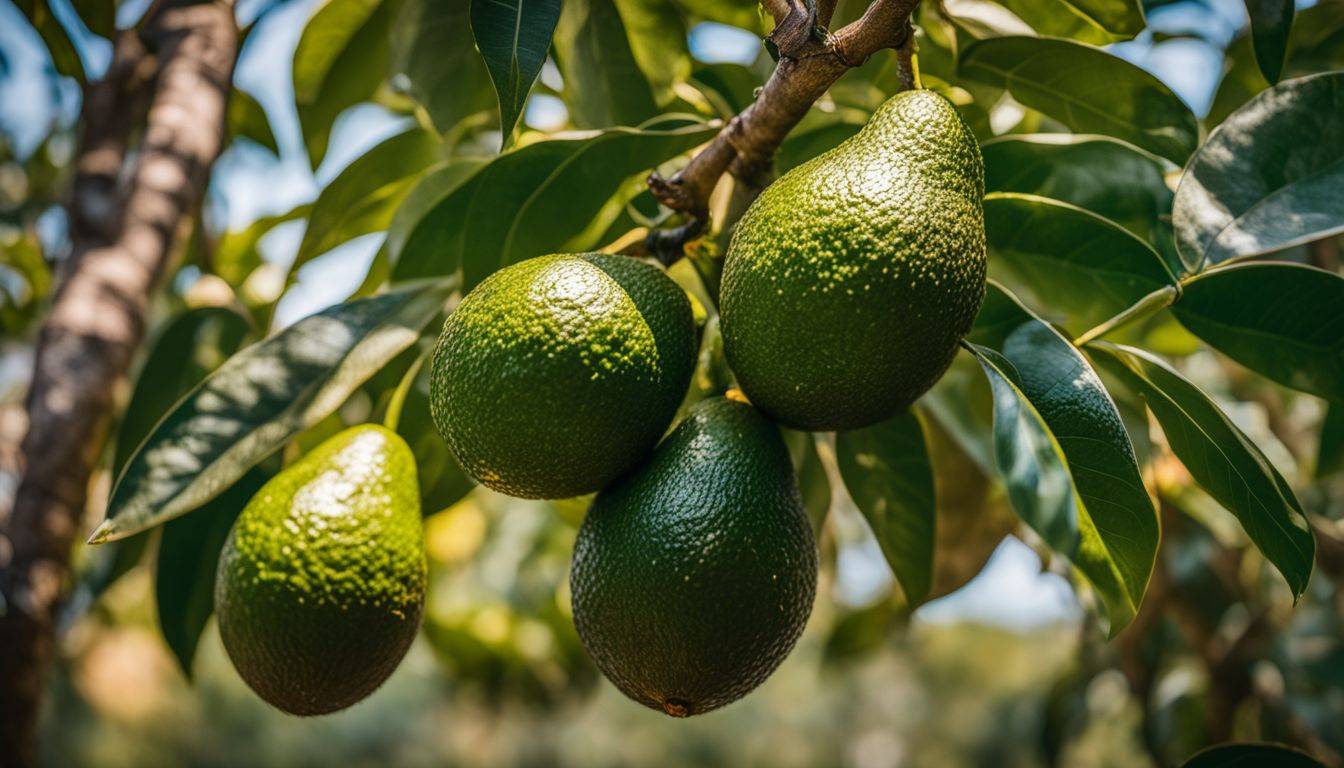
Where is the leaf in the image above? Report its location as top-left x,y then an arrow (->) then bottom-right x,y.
393,356 -> 475,515
70,0 -> 115,38
1088,343 -> 1315,598
981,134 -> 1173,246
294,127 -> 441,272
777,120 -> 863,174
14,0 -> 85,81
688,63 -> 763,117
1244,0 -> 1294,84
1319,403 -> 1344,480
90,282 -> 455,543
1173,71 -> 1344,271
388,119 -> 715,285
553,0 -> 659,128
470,0 -> 562,145
958,36 -> 1199,165
614,0 -> 692,105
1172,263 -> 1344,402
293,0 -> 395,169
156,468 -> 270,678
991,0 -> 1146,44
214,204 -> 312,287
227,87 -> 279,156
837,411 -> 937,605
983,192 -> 1176,336
967,278 -> 1034,349
1182,743 -> 1326,768
392,0 -> 495,134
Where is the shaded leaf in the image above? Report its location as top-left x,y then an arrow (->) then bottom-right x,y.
294,127 -> 441,272
1172,263 -> 1344,402
1319,403 -> 1344,480
71,0 -> 115,38
156,468 -> 270,678
1182,743 -> 1326,768
837,411 -> 936,605
227,87 -> 279,156
91,282 -> 454,542
392,0 -> 495,134
391,351 -> 475,515
966,278 -> 1034,349
471,0 -> 562,145
1244,0 -> 1294,84
1173,71 -> 1344,271
554,0 -> 659,128
983,192 -> 1176,336
958,36 -> 1198,164
14,0 -> 85,81
1088,343 -> 1314,598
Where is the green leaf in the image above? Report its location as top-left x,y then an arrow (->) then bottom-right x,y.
1088,343 -> 1315,598
983,192 -> 1176,336
796,434 -> 832,534
1318,403 -> 1344,480
614,0 -> 692,105
293,0 -> 395,169
688,63 -> 763,118
672,0 -> 763,31
554,0 -> 659,128
388,119 -> 715,285
90,282 -> 454,543
991,0 -> 1145,44
393,354 -> 475,515
156,468 -> 270,679
214,204 -> 312,288
470,0 -> 562,146
392,0 -> 495,134
837,411 -> 937,605
1173,71 -> 1344,271
227,87 -> 279,156
958,36 -> 1199,164
1172,263 -> 1344,402
778,120 -> 863,174
1244,0 -> 1294,84
1182,743 -> 1326,768
967,278 -> 1034,349
981,134 -> 1173,246
71,0 -> 115,38
294,127 -> 440,273
14,0 -> 85,81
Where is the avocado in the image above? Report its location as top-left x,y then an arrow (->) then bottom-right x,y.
430,253 -> 696,499
569,397 -> 817,717
720,89 -> 987,430
214,425 -> 426,716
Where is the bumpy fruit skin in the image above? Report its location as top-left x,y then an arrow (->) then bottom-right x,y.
570,397 -> 817,717
430,253 -> 696,499
720,89 -> 987,430
215,425 -> 426,716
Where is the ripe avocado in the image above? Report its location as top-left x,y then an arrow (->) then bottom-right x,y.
214,425 -> 426,716
430,253 -> 697,499
720,89 -> 987,430
569,397 -> 818,717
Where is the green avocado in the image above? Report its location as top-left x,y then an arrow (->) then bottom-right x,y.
570,396 -> 817,717
720,89 -> 987,430
430,253 -> 696,499
214,425 -> 426,716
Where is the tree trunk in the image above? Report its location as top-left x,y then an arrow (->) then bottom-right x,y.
0,1 -> 236,762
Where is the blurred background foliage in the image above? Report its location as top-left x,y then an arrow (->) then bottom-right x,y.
1,0 -> 1342,765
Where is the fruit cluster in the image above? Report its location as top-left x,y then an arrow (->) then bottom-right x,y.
213,89 -> 986,718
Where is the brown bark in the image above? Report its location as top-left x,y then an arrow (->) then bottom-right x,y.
646,0 -> 920,258
0,1 -> 236,762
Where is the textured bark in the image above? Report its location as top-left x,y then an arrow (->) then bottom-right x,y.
0,1 -> 236,762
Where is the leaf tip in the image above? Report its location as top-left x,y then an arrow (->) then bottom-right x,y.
86,520 -> 119,546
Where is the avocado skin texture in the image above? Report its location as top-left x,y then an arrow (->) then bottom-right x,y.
215,425 -> 426,716
570,397 -> 817,717
430,253 -> 696,499
720,89 -> 987,430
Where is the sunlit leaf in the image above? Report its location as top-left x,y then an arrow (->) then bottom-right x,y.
1173,71 -> 1344,271
392,0 -> 495,134
471,0 -> 562,145
227,87 -> 279,156
554,0 -> 659,128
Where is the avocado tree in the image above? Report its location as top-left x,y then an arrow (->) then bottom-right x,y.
1,0 -> 1343,764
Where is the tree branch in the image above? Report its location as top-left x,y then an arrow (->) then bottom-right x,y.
646,0 -> 921,260
0,1 -> 237,761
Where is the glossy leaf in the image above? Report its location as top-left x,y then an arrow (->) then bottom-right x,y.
294,128 -> 441,272
91,282 -> 454,543
388,119 -> 715,286
554,0 -> 659,128
958,36 -> 1199,165
1172,263 -> 1344,402
1089,343 -> 1315,598
837,411 -> 936,605
293,0 -> 395,168
14,0 -> 85,81
1244,0 -> 1294,84
392,0 -> 495,134
227,87 -> 279,156
471,0 -> 562,145
156,468 -> 270,678
983,192 -> 1176,335
1182,743 -> 1326,768
992,0 -> 1145,44
1173,71 -> 1344,271
981,134 -> 1173,245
